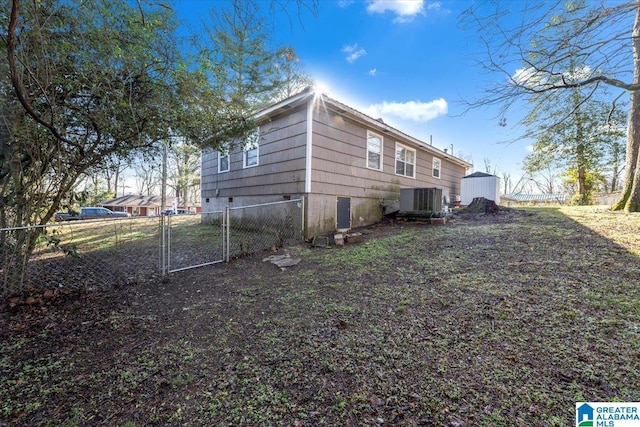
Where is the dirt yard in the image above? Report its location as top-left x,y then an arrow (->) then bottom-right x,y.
1,206 -> 639,426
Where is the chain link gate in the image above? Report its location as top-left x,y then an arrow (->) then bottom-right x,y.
161,210 -> 226,274
0,199 -> 304,293
160,198 -> 304,275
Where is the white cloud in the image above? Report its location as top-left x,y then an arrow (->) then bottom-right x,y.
512,67 -> 536,86
369,68 -> 377,76
364,98 -> 448,122
566,65 -> 592,81
342,43 -> 367,63
512,65 -> 593,88
366,0 -> 425,23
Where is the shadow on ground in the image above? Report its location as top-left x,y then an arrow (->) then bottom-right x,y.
1,207 -> 639,426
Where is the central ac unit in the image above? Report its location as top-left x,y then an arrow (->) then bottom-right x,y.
399,188 -> 443,213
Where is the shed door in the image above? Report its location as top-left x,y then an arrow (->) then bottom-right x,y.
337,197 -> 351,230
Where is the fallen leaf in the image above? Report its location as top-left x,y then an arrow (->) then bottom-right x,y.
369,395 -> 383,406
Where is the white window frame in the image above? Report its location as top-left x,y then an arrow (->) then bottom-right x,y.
243,128 -> 260,168
432,157 -> 441,179
366,131 -> 383,171
395,142 -> 416,179
218,151 -> 230,173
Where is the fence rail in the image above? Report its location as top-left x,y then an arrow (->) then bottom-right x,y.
1,199 -> 305,297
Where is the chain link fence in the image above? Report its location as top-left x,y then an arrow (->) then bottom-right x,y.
1,217 -> 161,297
162,199 -> 305,273
1,199 -> 305,297
226,199 -> 304,260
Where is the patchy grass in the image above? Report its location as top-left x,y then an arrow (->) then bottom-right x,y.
1,206 -> 639,426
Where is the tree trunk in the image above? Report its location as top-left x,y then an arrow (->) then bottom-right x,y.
613,90 -> 640,211
577,164 -> 587,204
575,115 -> 588,204
114,166 -> 121,197
611,142 -> 620,193
576,141 -> 589,205
613,3 -> 640,212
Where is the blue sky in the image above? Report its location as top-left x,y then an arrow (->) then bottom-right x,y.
176,0 -> 531,182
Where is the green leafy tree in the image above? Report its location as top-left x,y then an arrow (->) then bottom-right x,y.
562,168 -> 606,204
1,0 -> 182,294
204,0 -> 293,110
461,0 -> 639,211
272,47 -> 314,101
82,176 -> 116,208
175,0 -> 312,151
1,0 -> 316,296
523,87 -> 625,205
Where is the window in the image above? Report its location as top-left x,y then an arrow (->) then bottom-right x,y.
243,129 -> 259,168
218,151 -> 229,173
395,143 -> 416,178
432,157 -> 441,179
367,131 -> 383,170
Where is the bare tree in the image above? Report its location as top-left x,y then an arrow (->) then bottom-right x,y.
483,158 -> 498,175
529,167 -> 560,195
167,140 -> 201,210
501,172 -> 511,194
510,174 -> 532,195
461,1 -> 640,211
133,157 -> 161,196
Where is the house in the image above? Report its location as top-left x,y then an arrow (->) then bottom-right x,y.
460,172 -> 501,206
200,88 -> 472,237
100,194 -> 200,216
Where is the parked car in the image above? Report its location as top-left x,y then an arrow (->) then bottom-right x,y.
162,209 -> 195,215
54,207 -> 130,221
54,212 -> 76,222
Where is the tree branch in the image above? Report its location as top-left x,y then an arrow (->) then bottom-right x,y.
7,0 -> 84,153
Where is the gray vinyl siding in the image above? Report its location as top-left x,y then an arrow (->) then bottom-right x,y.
310,110 -> 394,198
200,92 -> 469,236
201,105 -> 308,200
309,103 -> 464,200
439,162 -> 466,198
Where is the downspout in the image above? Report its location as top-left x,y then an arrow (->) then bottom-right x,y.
305,96 -> 314,194
303,95 -> 314,240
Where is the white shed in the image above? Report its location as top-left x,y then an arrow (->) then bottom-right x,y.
460,172 -> 501,206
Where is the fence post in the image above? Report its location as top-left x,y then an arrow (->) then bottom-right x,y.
167,214 -> 172,272
160,214 -> 167,276
301,196 -> 306,240
224,206 -> 230,263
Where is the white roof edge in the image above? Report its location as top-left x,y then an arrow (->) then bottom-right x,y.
254,87 -> 314,120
